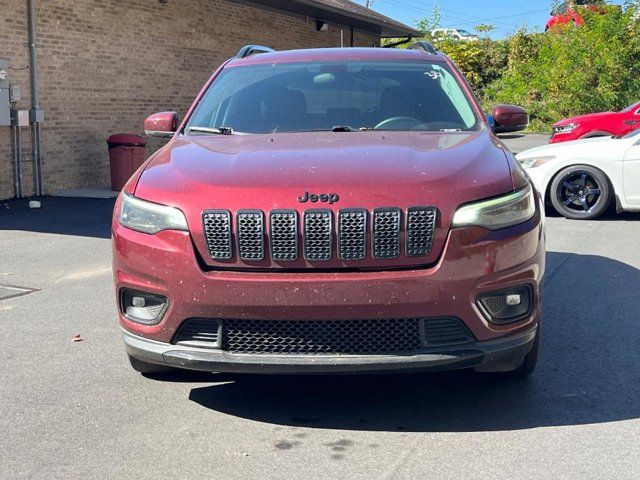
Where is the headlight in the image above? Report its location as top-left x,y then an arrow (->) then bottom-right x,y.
118,192 -> 188,234
517,155 -> 556,168
552,123 -> 579,134
452,184 -> 536,230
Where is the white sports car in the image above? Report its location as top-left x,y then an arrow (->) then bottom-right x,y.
516,130 -> 640,219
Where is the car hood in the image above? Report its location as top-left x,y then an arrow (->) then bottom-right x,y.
554,111 -> 616,126
136,131 -> 513,269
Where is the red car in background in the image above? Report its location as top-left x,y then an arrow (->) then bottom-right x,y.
550,101 -> 640,143
545,0 -> 608,30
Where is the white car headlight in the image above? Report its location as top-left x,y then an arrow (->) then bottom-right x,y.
119,192 -> 188,234
553,123 -> 579,134
517,155 -> 556,169
452,184 -> 536,230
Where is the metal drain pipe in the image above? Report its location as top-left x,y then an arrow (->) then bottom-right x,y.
27,0 -> 43,196
11,111 -> 23,198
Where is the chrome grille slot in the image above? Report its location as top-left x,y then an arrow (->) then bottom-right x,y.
338,209 -> 367,260
406,207 -> 437,257
237,210 -> 264,261
270,210 -> 298,261
304,210 -> 332,261
372,208 -> 401,259
203,210 -> 232,260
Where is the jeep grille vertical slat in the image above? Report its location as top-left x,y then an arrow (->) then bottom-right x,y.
237,210 -> 264,261
372,208 -> 401,259
270,210 -> 299,261
203,210 -> 232,260
338,209 -> 367,260
406,207 -> 437,257
304,210 -> 332,261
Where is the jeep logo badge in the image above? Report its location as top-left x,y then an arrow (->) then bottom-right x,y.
297,191 -> 340,204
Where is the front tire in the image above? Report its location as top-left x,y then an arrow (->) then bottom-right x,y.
550,165 -> 611,220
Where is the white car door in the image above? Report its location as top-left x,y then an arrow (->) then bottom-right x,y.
623,138 -> 640,206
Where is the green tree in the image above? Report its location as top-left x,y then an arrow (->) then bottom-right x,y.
486,6 -> 640,130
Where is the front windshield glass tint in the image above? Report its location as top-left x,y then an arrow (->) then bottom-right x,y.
186,61 -> 480,134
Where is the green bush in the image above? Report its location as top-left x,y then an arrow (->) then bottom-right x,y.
485,6 -> 640,131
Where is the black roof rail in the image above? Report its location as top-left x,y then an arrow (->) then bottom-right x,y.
235,45 -> 276,59
408,41 -> 438,55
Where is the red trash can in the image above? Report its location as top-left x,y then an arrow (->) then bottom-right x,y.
107,133 -> 147,191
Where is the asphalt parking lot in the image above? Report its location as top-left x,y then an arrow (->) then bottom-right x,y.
1,135 -> 639,479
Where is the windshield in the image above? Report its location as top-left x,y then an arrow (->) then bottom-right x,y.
186,60 -> 480,134
457,30 -> 474,36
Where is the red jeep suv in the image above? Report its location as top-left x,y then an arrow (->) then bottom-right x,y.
112,44 -> 545,378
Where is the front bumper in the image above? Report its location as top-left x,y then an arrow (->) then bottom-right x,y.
123,324 -> 538,374
113,196 -> 545,374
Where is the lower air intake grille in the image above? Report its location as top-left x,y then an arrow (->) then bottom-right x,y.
173,318 -> 221,348
423,317 -> 475,347
203,210 -> 232,260
223,318 -> 421,354
167,317 -> 475,355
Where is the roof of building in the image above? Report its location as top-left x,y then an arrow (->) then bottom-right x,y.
232,0 -> 421,38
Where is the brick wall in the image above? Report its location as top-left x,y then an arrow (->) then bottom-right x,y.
0,0 -> 380,200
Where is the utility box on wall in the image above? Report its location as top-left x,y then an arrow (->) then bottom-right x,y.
0,59 -> 10,126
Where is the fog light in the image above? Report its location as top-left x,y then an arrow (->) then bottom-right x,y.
120,289 -> 168,325
506,294 -> 522,306
477,286 -> 532,324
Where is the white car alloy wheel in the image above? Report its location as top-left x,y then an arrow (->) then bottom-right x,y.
550,165 -> 611,220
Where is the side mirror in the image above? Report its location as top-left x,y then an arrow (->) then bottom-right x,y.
491,104 -> 529,134
144,111 -> 178,138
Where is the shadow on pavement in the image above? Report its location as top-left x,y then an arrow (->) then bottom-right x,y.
0,196 -> 115,239
186,251 -> 640,432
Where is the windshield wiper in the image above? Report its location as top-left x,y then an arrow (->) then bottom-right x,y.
187,126 -> 237,135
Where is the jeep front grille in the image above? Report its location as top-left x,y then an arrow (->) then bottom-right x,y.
303,210 -> 333,261
338,209 -> 367,260
202,207 -> 437,263
270,210 -> 299,261
203,210 -> 232,260
372,208 -> 402,259
237,210 -> 264,261
172,317 -> 474,354
406,207 -> 438,257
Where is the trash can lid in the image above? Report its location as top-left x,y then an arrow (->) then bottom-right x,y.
107,133 -> 146,147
